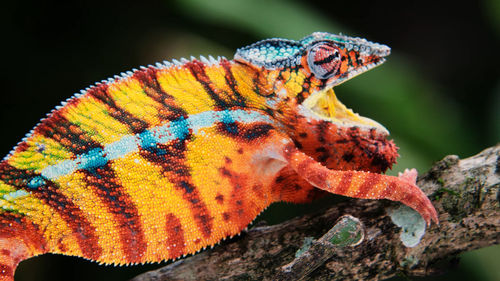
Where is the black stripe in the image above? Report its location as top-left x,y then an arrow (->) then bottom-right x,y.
220,59 -> 246,107
87,83 -> 149,134
133,66 -> 189,121
35,110 -> 102,155
186,60 -> 229,109
81,164 -> 147,262
313,52 -> 339,65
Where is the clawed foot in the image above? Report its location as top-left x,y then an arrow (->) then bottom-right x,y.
397,168 -> 439,226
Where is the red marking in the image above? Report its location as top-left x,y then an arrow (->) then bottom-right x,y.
379,181 -> 397,199
222,163 -> 269,229
83,165 -> 147,263
0,250 -> 10,256
57,239 -> 67,253
165,214 -> 185,259
12,142 -> 29,155
272,166 -> 320,204
35,110 -> 102,155
355,173 -> 381,198
334,171 -> 354,195
220,59 -> 245,105
215,194 -> 224,204
220,163 -> 250,193
349,51 -> 359,67
252,184 -> 264,197
219,167 -> 232,178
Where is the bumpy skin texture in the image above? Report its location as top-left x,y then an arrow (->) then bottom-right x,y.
0,32 -> 437,281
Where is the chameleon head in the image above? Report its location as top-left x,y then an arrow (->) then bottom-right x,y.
235,32 -> 391,136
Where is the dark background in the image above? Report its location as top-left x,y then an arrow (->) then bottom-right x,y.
2,0 -> 499,280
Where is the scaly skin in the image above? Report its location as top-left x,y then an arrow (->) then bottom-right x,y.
0,32 -> 438,281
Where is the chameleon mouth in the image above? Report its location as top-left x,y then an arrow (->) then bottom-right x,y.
302,87 -> 389,135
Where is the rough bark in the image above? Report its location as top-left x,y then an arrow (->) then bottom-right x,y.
131,145 -> 500,281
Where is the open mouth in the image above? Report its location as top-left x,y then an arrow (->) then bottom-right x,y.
302,87 -> 389,135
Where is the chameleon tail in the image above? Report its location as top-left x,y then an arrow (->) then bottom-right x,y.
0,213 -> 46,281
0,238 -> 30,281
0,161 -> 47,281
283,144 -> 439,225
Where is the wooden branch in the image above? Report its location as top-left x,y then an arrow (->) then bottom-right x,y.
130,145 -> 500,281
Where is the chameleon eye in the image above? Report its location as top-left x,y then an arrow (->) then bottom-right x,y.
307,43 -> 341,79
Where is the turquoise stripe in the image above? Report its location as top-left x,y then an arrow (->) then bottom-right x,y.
40,109 -> 273,180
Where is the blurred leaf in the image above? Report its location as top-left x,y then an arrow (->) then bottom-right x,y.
139,31 -> 232,61
484,0 -> 500,34
461,245 -> 500,281
176,0 -> 342,38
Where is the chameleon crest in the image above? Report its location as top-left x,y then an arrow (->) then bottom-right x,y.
0,32 -> 437,281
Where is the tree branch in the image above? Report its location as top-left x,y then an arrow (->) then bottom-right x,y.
131,145 -> 500,281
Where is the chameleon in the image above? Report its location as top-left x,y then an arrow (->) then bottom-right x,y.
0,32 -> 438,281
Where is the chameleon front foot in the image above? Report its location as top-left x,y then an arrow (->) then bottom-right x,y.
282,144 -> 439,225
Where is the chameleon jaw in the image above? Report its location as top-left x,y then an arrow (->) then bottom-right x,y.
302,87 -> 389,136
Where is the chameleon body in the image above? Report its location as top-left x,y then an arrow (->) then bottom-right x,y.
0,32 -> 438,280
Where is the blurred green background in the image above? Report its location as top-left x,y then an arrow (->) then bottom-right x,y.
2,0 -> 499,280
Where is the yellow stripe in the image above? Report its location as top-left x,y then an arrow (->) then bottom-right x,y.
344,173 -> 366,197
0,181 -> 20,213
111,152 -> 206,260
186,126 -> 274,241
186,127 -> 241,241
53,171 -> 124,263
107,78 -> 163,127
230,64 -> 268,108
362,179 -> 387,198
0,181 -> 14,194
203,64 -> 235,105
63,95 -> 131,145
156,67 -> 215,114
7,135 -> 74,172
